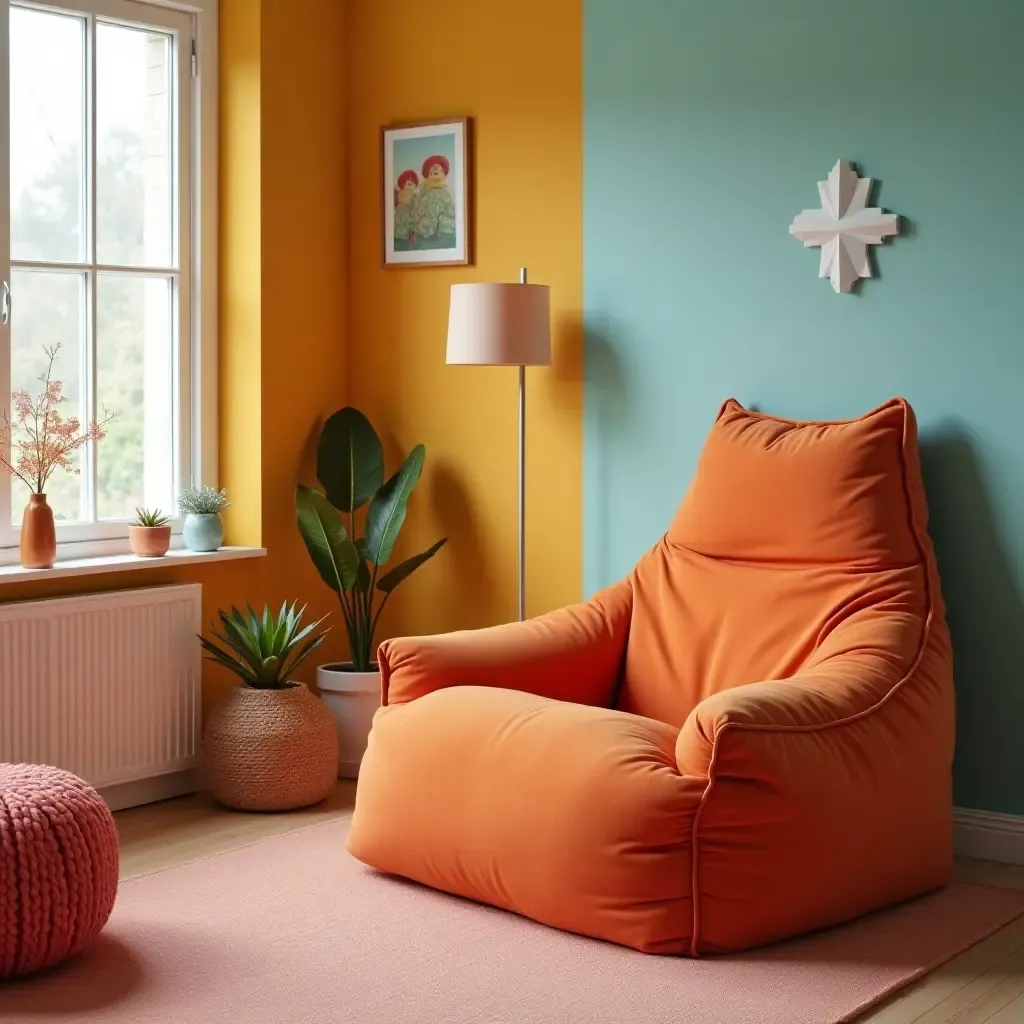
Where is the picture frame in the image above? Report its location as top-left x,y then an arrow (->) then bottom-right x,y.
381,117 -> 472,268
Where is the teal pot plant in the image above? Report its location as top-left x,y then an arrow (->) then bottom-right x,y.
179,486 -> 230,552
200,601 -> 338,811
295,407 -> 446,778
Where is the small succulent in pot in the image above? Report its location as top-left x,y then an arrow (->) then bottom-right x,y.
129,507 -> 172,558
135,507 -> 169,527
178,486 -> 230,552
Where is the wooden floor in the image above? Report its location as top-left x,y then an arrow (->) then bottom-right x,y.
115,785 -> 1024,1024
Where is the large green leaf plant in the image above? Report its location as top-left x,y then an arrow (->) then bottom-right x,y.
295,407 -> 446,672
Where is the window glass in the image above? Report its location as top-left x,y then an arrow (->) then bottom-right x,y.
10,8 -> 85,263
96,23 -> 174,268
9,268 -> 86,524
3,0 -> 194,545
96,273 -> 174,519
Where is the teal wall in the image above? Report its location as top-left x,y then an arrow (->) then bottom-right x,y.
583,0 -> 1024,814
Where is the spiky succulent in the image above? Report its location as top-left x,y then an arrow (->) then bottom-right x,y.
199,601 -> 329,689
135,507 -> 169,528
178,486 -> 231,515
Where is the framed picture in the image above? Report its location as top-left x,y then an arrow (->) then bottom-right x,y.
381,117 -> 472,268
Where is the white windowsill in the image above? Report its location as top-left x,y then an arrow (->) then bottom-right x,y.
0,546 -> 267,585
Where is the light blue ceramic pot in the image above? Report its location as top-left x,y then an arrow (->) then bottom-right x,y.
183,512 -> 224,552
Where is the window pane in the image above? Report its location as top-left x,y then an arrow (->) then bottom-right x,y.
96,275 -> 174,519
97,24 -> 174,268
9,270 -> 86,525
10,8 -> 85,263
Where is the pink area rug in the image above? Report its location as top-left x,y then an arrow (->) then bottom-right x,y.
2,818 -> 1023,1024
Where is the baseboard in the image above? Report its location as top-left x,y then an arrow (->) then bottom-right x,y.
99,767 -> 203,812
954,807 -> 1024,865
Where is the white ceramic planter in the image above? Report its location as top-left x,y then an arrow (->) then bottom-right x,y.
316,663 -> 381,779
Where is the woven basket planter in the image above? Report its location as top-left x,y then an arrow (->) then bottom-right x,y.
203,684 -> 339,812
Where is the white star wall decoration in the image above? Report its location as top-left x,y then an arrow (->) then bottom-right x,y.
789,160 -> 899,294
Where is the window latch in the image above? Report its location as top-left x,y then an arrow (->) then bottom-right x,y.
1,281 -> 10,325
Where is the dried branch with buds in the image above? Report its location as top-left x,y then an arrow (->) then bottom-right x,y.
0,345 -> 113,495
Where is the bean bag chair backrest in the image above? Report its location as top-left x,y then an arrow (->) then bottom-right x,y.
617,398 -> 952,728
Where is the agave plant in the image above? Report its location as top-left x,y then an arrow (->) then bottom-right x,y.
295,407 -> 446,672
134,507 -> 169,528
199,601 -> 329,689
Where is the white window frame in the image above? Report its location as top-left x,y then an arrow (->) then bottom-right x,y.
0,0 -> 217,563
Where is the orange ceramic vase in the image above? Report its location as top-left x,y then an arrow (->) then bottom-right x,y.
20,493 -> 57,569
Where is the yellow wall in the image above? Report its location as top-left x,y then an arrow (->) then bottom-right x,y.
347,0 -> 584,637
208,0 -> 352,709
220,0 -> 262,550
259,0 -> 348,633
2,0 -> 350,716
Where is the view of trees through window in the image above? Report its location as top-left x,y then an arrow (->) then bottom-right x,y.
9,5 -> 177,526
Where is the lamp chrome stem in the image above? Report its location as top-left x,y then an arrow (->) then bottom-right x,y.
518,266 -> 527,622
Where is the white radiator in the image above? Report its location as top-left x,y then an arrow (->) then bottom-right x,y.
0,584 -> 203,810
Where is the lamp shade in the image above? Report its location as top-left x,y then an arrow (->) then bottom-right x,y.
446,283 -> 551,367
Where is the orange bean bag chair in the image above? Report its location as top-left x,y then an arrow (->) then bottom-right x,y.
347,398 -> 955,955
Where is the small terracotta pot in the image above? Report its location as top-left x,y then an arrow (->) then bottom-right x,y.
20,493 -> 57,569
129,525 -> 172,557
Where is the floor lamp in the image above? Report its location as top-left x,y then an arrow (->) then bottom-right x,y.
446,269 -> 551,621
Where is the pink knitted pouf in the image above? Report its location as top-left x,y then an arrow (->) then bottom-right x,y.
0,763 -> 119,979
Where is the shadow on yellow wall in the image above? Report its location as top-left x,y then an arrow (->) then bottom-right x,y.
347,0 -> 584,639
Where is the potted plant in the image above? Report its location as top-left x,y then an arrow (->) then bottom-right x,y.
129,508 -> 172,557
199,601 -> 338,811
178,486 -> 230,552
295,407 -> 446,777
0,344 -> 111,569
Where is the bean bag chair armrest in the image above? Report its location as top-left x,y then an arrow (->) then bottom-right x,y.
673,652 -> 952,954
675,650 -> 922,779
379,580 -> 633,707
679,655 -> 905,770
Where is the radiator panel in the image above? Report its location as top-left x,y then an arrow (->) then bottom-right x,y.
0,584 -> 202,790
